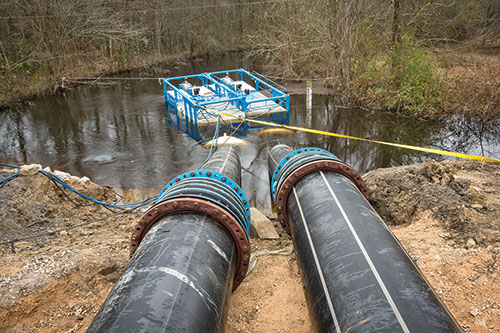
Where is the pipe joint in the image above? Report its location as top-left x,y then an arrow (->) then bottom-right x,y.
130,170 -> 251,289
270,147 -> 368,233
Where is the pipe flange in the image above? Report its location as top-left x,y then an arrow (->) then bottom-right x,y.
275,159 -> 368,234
130,197 -> 250,290
157,170 -> 251,238
271,147 -> 341,202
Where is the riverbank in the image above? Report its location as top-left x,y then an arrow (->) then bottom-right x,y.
2,48 -> 499,121
0,159 -> 498,332
350,47 -> 500,119
437,50 -> 500,119
0,49 -> 243,110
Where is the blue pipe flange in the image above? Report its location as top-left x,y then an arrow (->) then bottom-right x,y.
271,148 -> 341,202
270,147 -> 368,233
156,170 -> 250,237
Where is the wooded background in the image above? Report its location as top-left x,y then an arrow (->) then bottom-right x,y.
1,0 -> 499,111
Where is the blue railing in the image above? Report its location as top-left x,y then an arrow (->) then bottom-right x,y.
161,69 -> 290,141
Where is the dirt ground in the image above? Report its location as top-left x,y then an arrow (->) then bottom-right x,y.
364,159 -> 500,332
0,159 -> 499,332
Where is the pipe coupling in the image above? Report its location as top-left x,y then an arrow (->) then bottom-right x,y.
130,170 -> 251,290
270,147 -> 368,233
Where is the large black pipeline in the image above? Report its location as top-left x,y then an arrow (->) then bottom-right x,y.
268,144 -> 461,333
88,145 -> 250,332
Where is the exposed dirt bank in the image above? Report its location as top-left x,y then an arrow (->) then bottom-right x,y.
364,159 -> 500,247
0,159 -> 499,332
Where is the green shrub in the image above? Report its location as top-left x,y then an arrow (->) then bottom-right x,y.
353,35 -> 445,116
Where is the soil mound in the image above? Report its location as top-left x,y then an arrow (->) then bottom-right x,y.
0,167 -> 116,241
0,166 -> 140,332
364,159 -> 500,246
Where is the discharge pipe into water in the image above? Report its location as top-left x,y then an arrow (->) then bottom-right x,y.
268,144 -> 461,332
88,146 -> 250,332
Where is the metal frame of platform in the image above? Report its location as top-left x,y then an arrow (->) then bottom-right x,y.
161,69 -> 290,141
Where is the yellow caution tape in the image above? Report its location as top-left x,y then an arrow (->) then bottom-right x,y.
206,108 -> 500,163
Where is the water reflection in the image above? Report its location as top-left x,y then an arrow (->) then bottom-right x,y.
290,95 -> 499,174
431,116 -> 500,159
0,53 -> 498,212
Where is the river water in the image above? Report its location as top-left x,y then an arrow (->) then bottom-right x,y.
1,53 -> 499,212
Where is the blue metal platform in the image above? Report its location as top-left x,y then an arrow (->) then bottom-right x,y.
161,69 -> 290,141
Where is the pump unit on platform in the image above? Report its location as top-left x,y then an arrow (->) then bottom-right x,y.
161,69 -> 290,141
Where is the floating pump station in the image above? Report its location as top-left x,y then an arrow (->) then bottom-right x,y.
162,68 -> 290,141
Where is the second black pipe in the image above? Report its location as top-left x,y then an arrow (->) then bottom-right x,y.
268,144 -> 461,332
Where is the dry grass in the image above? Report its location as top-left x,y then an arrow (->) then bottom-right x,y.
437,50 -> 500,118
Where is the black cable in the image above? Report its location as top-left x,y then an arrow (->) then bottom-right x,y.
47,176 -> 101,209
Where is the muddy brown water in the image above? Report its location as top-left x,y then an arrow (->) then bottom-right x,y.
1,53 -> 499,213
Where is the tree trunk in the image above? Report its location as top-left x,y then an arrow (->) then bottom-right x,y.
392,0 -> 402,48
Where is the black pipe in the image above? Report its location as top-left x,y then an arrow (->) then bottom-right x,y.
267,144 -> 290,172
268,144 -> 461,332
88,146 -> 250,332
201,145 -> 241,186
